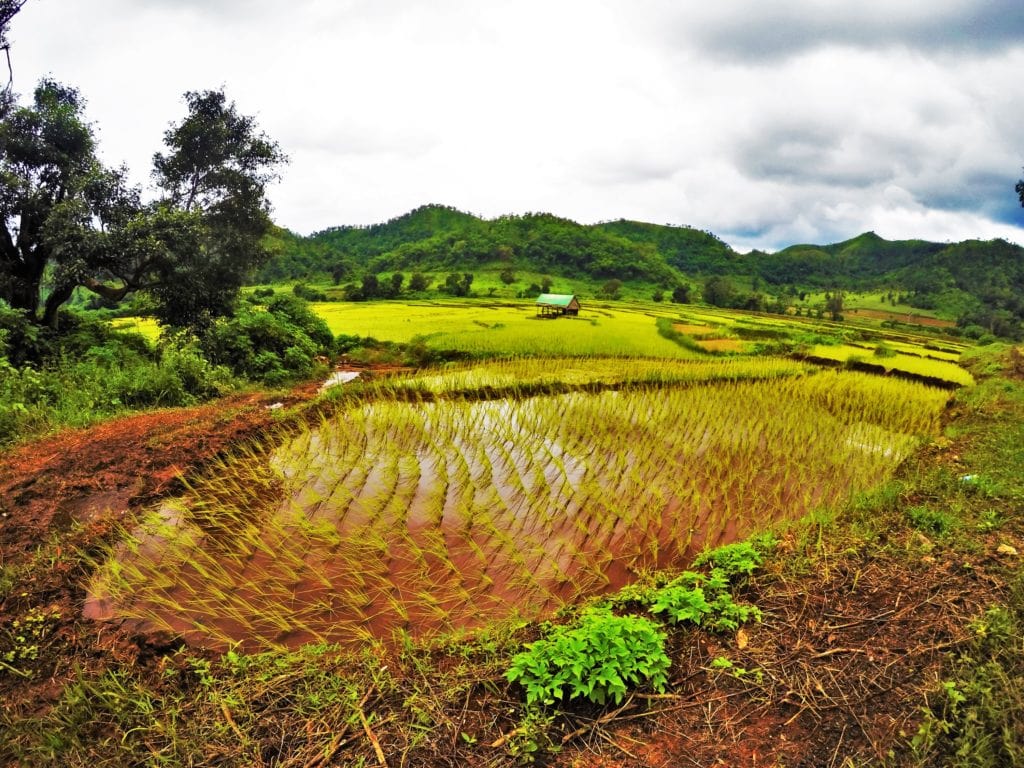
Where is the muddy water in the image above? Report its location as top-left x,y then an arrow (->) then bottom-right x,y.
86,383 -> 924,651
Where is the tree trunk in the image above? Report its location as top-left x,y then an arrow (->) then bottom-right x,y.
41,283 -> 75,329
3,262 -> 42,318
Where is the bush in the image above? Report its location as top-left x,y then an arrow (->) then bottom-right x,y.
874,342 -> 897,358
292,282 -> 327,302
0,334 -> 234,447
199,296 -> 333,385
408,272 -> 430,292
692,540 -> 767,578
506,607 -> 669,707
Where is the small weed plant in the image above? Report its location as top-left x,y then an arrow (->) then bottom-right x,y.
709,656 -> 764,684
910,602 -> 1024,767
906,505 -> 959,538
1,606 -> 61,678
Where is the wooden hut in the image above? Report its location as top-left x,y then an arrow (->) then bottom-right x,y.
535,293 -> 580,317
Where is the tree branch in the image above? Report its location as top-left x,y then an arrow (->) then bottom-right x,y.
81,276 -> 131,303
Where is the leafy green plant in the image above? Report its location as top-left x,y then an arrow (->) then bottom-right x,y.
692,539 -> 771,579
649,582 -> 712,624
1,606 -> 61,677
506,607 -> 669,707
910,601 -> 1024,767
706,591 -> 763,631
640,568 -> 761,631
975,509 -> 1003,532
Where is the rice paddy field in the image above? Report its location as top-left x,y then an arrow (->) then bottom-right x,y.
110,315 -> 161,341
86,357 -> 952,652
317,300 -> 700,358
86,299 -> 979,654
804,344 -> 975,386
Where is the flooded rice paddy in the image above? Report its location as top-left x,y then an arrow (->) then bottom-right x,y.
86,370 -> 948,650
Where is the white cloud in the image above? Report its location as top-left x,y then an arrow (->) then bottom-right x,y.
6,0 -> 1024,250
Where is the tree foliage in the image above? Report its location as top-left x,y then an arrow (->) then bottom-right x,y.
0,0 -> 26,59
0,82 -> 285,330
259,205 -> 682,286
825,290 -> 844,321
703,276 -> 736,308
147,89 -> 286,328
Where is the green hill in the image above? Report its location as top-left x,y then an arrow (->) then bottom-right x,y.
749,233 -> 1024,335
257,205 -> 1024,338
259,205 -> 684,286
593,219 -> 739,275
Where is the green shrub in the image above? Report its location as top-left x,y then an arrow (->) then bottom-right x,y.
506,607 -> 669,707
199,296 -> 332,385
638,568 -> 762,631
292,282 -> 327,302
874,342 -> 897,358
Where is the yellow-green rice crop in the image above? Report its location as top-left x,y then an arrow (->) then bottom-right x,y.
313,301 -> 694,358
87,364 -> 949,652
391,356 -> 811,395
110,316 -> 161,342
807,344 -> 973,386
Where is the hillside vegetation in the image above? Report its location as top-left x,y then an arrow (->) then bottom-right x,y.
260,205 -> 1024,338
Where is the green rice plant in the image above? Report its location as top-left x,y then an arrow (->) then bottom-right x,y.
85,362 -> 947,651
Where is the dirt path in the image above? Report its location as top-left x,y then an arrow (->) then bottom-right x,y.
0,392 -> 281,563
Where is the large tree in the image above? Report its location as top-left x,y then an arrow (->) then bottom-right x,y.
1017,170 -> 1023,208
703,275 -> 736,308
0,83 -> 285,329
147,89 -> 286,328
1,0 -> 27,98
0,0 -> 26,55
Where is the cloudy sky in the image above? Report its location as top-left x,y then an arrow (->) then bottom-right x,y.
8,0 -> 1024,251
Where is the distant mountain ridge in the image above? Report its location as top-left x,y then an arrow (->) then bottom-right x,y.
259,204 -> 1024,335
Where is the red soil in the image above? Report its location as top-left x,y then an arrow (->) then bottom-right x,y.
0,393 -> 279,563
847,308 -> 955,328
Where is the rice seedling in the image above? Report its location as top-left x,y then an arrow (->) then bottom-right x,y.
86,359 -> 950,651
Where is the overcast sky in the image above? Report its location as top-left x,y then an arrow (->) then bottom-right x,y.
8,0 -> 1024,251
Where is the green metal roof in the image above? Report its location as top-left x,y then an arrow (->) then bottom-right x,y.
535,293 -> 577,307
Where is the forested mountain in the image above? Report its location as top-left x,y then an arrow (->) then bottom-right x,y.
592,219 -> 739,275
258,205 -> 681,285
749,233 -> 1024,334
257,204 -> 1024,336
